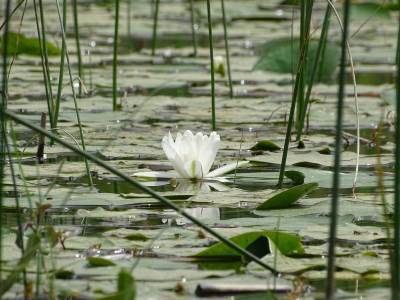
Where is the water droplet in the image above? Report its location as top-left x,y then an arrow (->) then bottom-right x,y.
90,40 -> 96,48
275,9 -> 283,16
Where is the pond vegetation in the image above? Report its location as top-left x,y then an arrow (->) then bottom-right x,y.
1,0 -> 400,299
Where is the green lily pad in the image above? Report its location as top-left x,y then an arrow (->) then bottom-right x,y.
284,170 -> 305,185
256,182 -> 318,210
250,140 -> 281,152
194,231 -> 304,261
87,257 -> 116,267
0,32 -> 60,56
253,38 -> 340,83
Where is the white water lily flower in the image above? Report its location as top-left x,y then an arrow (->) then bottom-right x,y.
134,130 -> 248,180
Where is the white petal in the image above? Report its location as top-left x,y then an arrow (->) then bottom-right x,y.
133,171 -> 176,179
206,161 -> 248,178
200,132 -> 220,174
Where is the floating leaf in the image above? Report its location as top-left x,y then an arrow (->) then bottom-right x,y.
256,182 -> 318,210
124,233 -> 149,241
0,32 -> 60,56
194,231 -> 304,261
284,170 -> 305,185
250,140 -> 281,152
253,38 -> 340,83
55,269 -> 75,280
87,256 -> 116,267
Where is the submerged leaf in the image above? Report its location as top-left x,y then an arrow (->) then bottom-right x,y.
350,2 -> 391,21
256,182 -> 318,210
253,38 -> 340,83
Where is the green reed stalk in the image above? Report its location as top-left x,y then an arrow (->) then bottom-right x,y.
392,0 -> 400,297
4,139 -> 27,293
220,0 -> 233,98
5,109 -> 279,275
326,1 -> 350,299
72,0 -> 83,97
1,0 -> 11,286
296,0 -> 306,132
206,0 -> 216,131
127,0 -> 132,37
151,0 -> 160,56
33,0 -> 55,129
0,0 -> 24,31
113,0 -> 120,111
189,0 -> 198,56
55,0 -> 93,186
54,0 -> 67,128
277,0 -> 313,187
296,4 -> 331,142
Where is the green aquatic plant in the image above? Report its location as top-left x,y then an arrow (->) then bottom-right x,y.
5,110 -> 279,276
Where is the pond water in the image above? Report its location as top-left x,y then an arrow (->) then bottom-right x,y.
1,0 -> 398,299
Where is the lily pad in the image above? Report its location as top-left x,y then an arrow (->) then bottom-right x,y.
194,231 -> 304,261
87,257 -> 116,267
256,182 -> 318,210
253,38 -> 340,83
0,32 -> 60,56
250,140 -> 281,152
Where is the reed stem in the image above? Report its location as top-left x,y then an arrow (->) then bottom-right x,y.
392,0 -> 400,297
151,0 -> 160,56
206,0 -> 216,131
189,0 -> 198,56
325,1 -> 350,299
55,0 -> 93,186
296,4 -> 331,141
220,0 -> 233,98
0,0 -> 11,287
54,0 -> 67,128
277,0 -> 313,187
113,0 -> 120,111
33,0 -> 55,130
72,0 -> 83,97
